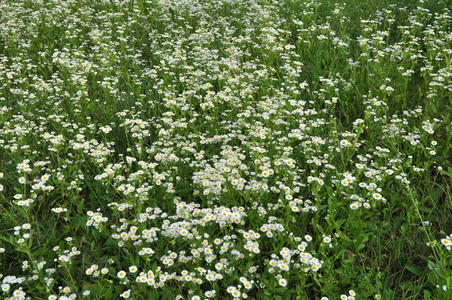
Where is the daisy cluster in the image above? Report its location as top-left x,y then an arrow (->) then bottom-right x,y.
0,0 -> 450,299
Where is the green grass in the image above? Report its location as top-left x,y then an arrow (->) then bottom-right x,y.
0,0 -> 452,299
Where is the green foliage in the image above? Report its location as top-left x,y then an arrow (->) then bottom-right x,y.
0,0 -> 452,299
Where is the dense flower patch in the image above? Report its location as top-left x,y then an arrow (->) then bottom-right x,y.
0,0 -> 451,299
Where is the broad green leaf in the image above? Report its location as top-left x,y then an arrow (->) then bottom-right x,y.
405,264 -> 422,276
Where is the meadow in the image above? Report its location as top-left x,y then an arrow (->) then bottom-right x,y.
0,0 -> 451,299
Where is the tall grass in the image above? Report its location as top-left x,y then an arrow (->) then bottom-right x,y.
0,0 -> 451,299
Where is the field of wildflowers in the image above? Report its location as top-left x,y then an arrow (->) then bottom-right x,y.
0,0 -> 451,299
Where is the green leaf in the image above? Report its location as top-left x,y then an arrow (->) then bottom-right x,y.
382,287 -> 394,299
424,290 -> 432,300
361,236 -> 369,244
356,243 -> 365,251
384,275 -> 393,290
427,260 -> 440,271
105,289 -> 113,300
405,264 -> 423,276
427,272 -> 437,286
335,218 -> 346,228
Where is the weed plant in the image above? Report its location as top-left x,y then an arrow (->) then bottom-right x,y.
0,0 -> 451,299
